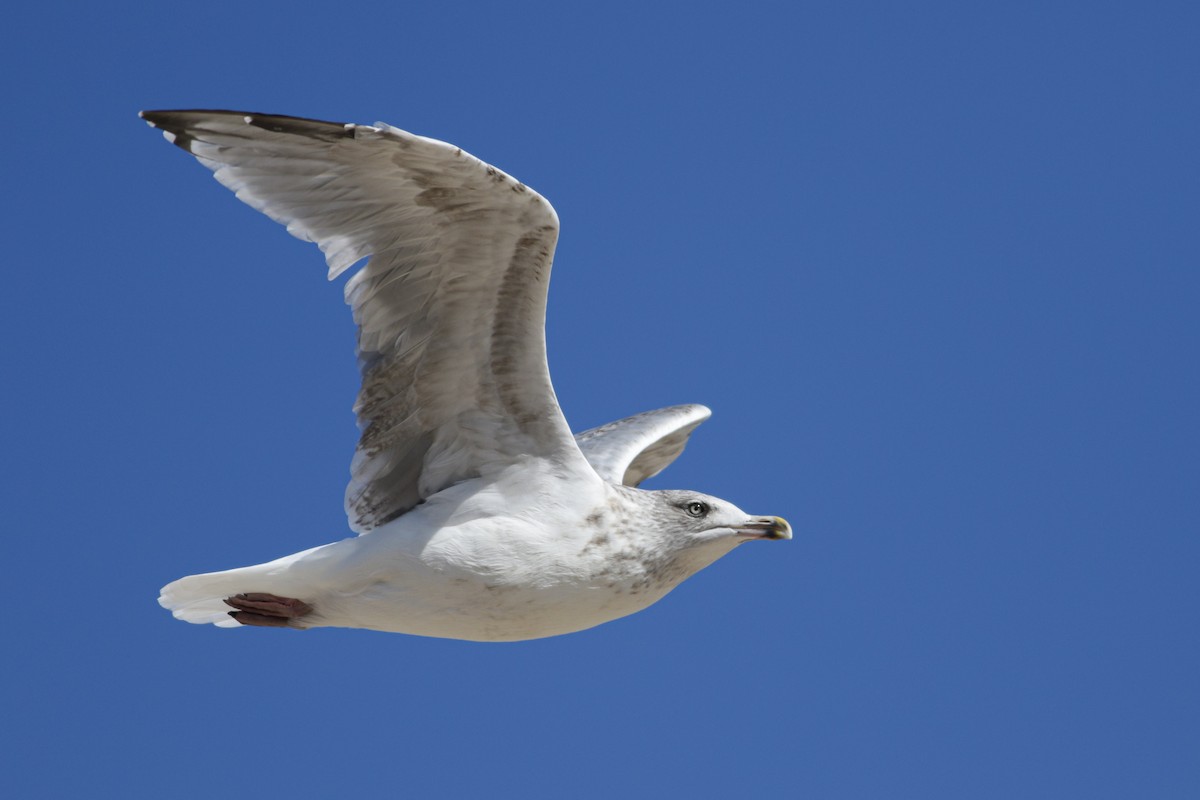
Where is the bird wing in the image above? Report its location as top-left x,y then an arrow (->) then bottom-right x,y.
573,404 -> 711,486
142,110 -> 594,532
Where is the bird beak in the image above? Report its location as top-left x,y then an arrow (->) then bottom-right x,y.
734,516 -> 792,540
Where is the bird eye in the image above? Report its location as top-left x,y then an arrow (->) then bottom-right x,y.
685,501 -> 709,518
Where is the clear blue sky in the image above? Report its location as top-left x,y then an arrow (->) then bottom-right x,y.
3,2 -> 1197,797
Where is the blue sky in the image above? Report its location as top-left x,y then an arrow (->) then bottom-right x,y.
3,2 -> 1197,797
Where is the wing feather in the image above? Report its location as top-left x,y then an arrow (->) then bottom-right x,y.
574,405 -> 711,486
142,109 -> 593,532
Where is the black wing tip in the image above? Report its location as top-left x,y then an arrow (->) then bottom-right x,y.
139,109 -> 198,151
139,108 -> 355,142
138,108 -> 176,128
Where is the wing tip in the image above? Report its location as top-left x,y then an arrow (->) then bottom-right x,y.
671,403 -> 713,423
140,109 -> 194,151
140,108 -> 360,157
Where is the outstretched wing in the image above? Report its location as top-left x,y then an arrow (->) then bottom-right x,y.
574,404 -> 711,486
142,110 -> 594,532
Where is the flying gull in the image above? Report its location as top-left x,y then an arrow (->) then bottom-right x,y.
144,110 -> 791,642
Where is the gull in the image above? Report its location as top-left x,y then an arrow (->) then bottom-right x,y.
144,110 -> 791,642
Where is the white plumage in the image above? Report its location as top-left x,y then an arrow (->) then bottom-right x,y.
145,110 -> 791,641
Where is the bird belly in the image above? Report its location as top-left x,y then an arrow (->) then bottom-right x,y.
325,571 -> 663,642
290,515 -> 671,642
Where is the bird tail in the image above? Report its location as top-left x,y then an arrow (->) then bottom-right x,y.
159,544 -> 331,627
159,567 -> 262,628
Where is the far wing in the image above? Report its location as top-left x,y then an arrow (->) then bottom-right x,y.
574,404 -> 711,486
